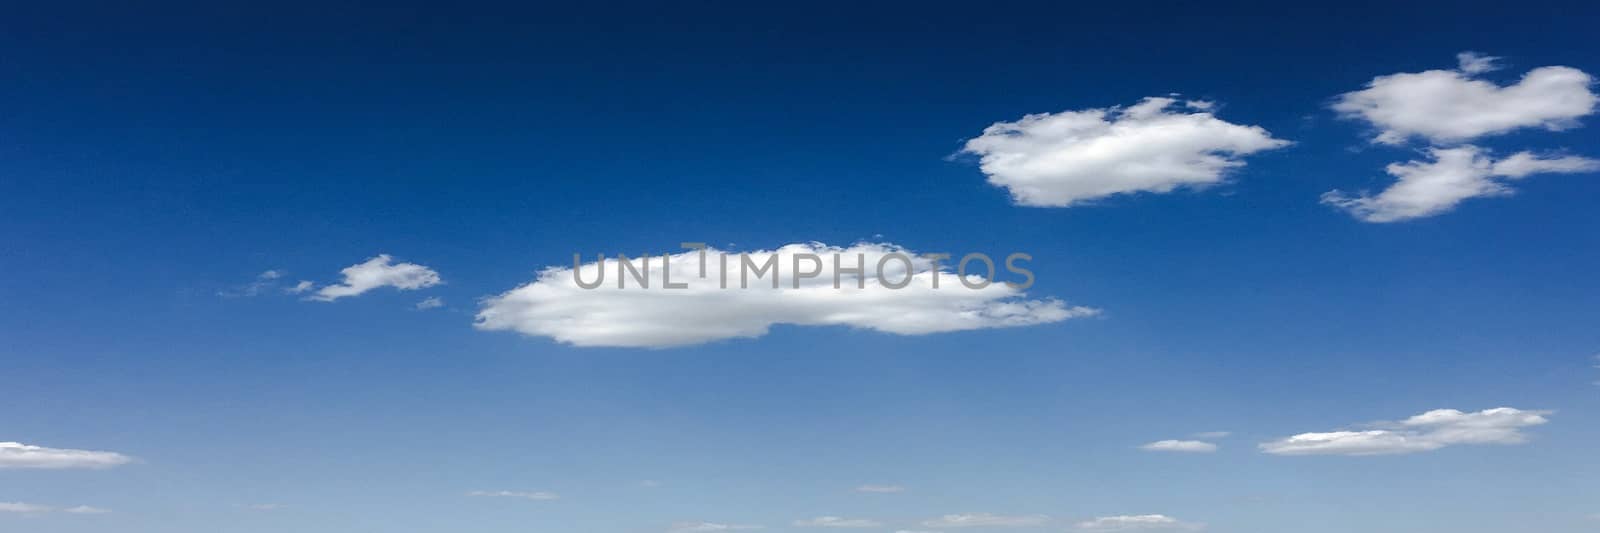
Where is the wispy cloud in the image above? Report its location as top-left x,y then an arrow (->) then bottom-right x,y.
1139,440 -> 1218,453
0,442 -> 133,470
310,254 -> 443,302
1074,514 -> 1202,531
668,522 -> 764,532
794,516 -> 883,528
921,513 -> 1050,528
853,484 -> 905,493
1261,407 -> 1550,456
467,490 -> 559,501
0,502 -> 110,515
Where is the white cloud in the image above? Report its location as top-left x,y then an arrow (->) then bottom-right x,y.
921,513 -> 1050,528
1139,440 -> 1218,453
794,516 -> 883,528
1322,146 -> 1598,222
310,254 -> 442,301
0,502 -> 54,514
286,280 -> 314,294
475,242 -> 1098,348
218,270 -> 289,298
669,522 -> 764,532
415,296 -> 444,310
854,484 -> 905,493
0,442 -> 132,469
1332,54 -> 1597,145
1260,407 -> 1551,456
960,96 -> 1290,206
1074,515 -> 1201,531
0,503 -> 108,515
466,490 -> 559,501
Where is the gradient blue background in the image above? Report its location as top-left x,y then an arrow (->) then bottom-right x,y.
3,2 -> 1599,532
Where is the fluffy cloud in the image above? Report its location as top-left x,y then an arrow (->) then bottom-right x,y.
466,490 -> 559,500
921,513 -> 1050,528
669,522 -> 764,532
854,484 -> 906,493
0,503 -> 109,515
475,242 -> 1098,348
1321,146 -> 1598,222
0,442 -> 132,469
1260,407 -> 1551,456
1139,440 -> 1217,453
960,96 -> 1289,206
793,516 -> 883,528
415,296 -> 444,310
1333,53 -> 1597,145
1074,515 -> 1201,531
310,254 -> 442,301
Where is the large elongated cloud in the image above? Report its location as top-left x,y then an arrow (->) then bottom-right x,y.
475,243 -> 1097,348
310,254 -> 443,301
1333,52 -> 1597,145
1260,407 -> 1550,456
961,97 -> 1290,206
1075,515 -> 1202,531
1321,145 -> 1598,222
0,442 -> 132,469
921,513 -> 1050,528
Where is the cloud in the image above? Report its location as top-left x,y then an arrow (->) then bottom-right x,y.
466,490 -> 559,501
415,296 -> 444,310
669,522 -> 764,532
218,270 -> 290,298
475,242 -> 1098,348
1321,146 -> 1598,222
0,503 -> 109,515
960,96 -> 1290,206
854,484 -> 906,493
1332,54 -> 1597,145
1260,407 -> 1551,456
0,442 -> 133,469
793,516 -> 883,528
310,254 -> 442,301
0,502 -> 54,514
921,513 -> 1050,528
1139,440 -> 1218,453
286,280 -> 314,294
1074,515 -> 1202,531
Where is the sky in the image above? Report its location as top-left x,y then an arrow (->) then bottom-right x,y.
3,2 -> 1600,532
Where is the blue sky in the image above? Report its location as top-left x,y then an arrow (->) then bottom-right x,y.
3,2 -> 1600,532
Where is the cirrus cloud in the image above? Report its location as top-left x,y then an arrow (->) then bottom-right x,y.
1074,515 -> 1201,531
1139,440 -> 1217,453
921,513 -> 1050,528
794,516 -> 883,528
475,242 -> 1098,348
960,96 -> 1290,207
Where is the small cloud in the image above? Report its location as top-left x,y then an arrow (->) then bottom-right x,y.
1456,51 -> 1501,75
1260,407 -> 1550,456
922,513 -> 1050,528
1075,514 -> 1202,531
218,270 -> 291,298
794,516 -> 883,528
853,484 -> 905,493
669,522 -> 765,532
310,254 -> 443,302
467,490 -> 559,501
243,503 -> 285,511
1139,440 -> 1218,453
285,280 -> 314,294
0,442 -> 133,470
0,502 -> 54,514
415,296 -> 444,310
62,506 -> 110,515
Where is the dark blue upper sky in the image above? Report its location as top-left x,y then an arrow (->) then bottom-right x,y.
3,2 -> 1599,532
